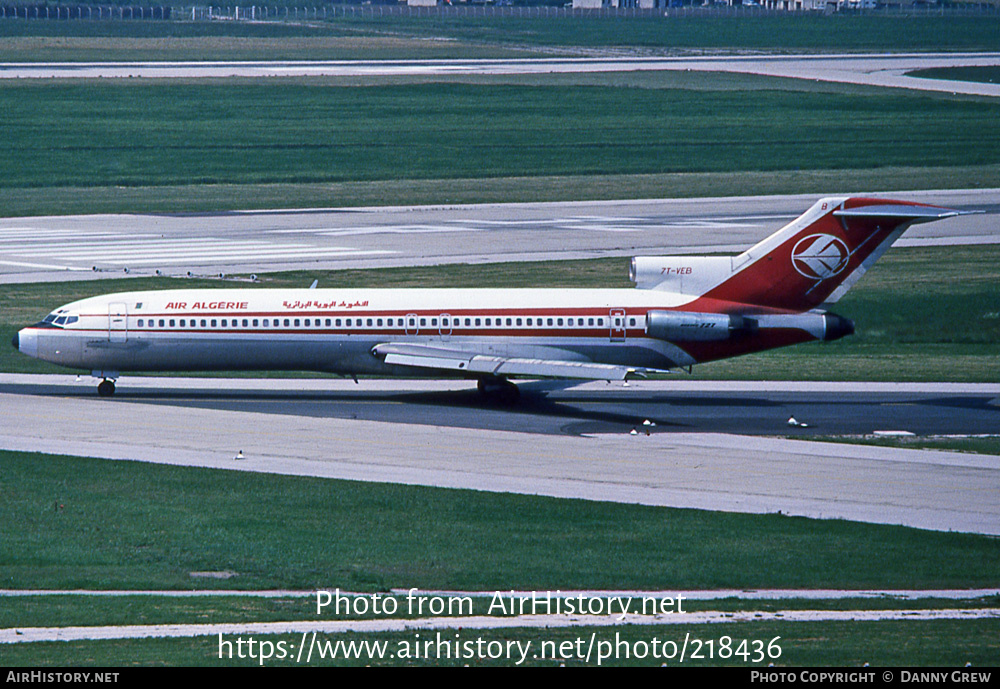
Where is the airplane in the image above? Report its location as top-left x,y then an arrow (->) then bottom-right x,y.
11,196 -> 974,402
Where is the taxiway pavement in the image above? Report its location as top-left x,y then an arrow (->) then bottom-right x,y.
3,375 -> 998,536
2,189 -> 996,284
3,53 -> 1000,97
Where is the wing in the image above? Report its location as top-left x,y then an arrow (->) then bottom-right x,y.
371,342 -> 667,381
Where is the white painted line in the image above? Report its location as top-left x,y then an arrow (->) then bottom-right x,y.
3,609 -> 998,644
0,260 -> 88,271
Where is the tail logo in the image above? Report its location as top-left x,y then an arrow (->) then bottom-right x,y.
791,234 -> 850,281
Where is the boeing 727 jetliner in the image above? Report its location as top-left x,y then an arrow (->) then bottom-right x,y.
12,197 -> 973,400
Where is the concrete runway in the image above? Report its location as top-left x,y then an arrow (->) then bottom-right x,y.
3,375 -> 998,536
2,189 -> 996,283
3,53 -> 1000,97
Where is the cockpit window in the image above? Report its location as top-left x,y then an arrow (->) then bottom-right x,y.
54,316 -> 67,325
66,316 -> 78,325
44,314 -> 57,323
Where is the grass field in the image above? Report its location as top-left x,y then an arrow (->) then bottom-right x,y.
805,436 -> 1000,456
2,14 -> 1000,60
4,245 -> 999,381
4,79 -> 996,191
3,449 -> 997,592
3,619 -> 999,666
909,66 -> 1000,85
1,69 -> 997,215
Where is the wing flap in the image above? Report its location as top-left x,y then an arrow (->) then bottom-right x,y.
373,343 -> 662,381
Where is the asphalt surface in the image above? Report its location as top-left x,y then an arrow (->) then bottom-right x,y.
3,376 -> 998,535
5,376 -> 996,438
2,189 -> 997,283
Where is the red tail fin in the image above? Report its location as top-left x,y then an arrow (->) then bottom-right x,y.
698,197 -> 969,312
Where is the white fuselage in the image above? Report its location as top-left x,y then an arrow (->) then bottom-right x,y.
19,287 -> 710,378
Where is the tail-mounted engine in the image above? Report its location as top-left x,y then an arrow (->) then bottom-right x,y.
644,310 -> 854,343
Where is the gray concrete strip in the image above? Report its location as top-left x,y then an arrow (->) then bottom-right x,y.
2,189 -> 996,284
2,54 -> 1000,97
3,373 -> 999,395
2,609 -> 998,644
3,384 -> 999,535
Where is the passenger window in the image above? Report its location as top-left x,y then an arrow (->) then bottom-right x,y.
420,318 -> 426,326
253,319 -> 258,327
377,319 -> 383,327
588,318 -> 594,326
516,318 -> 522,326
485,318 -> 491,326
547,318 -> 553,326
526,318 -> 532,326
201,320 -> 207,327
243,319 -> 248,327
263,319 -> 269,327
159,319 -> 165,327
179,319 -> 185,327
557,318 -> 563,326
475,318 -> 481,326
465,318 -> 471,326
211,320 -> 217,327
506,318 -> 512,326
442,318 -> 449,327
336,319 -> 342,327
629,318 -> 636,327
326,319 -> 331,327
222,319 -> 228,327
293,319 -> 300,327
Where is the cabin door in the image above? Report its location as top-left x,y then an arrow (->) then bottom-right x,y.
609,308 -> 626,342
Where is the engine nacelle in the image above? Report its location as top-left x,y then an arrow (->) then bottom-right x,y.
645,310 -> 749,342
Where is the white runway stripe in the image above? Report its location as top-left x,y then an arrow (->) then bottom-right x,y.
20,243 -> 303,258
101,249 -> 395,265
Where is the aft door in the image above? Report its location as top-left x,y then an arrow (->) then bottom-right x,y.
108,302 -> 127,343
439,313 -> 453,341
609,308 -> 626,342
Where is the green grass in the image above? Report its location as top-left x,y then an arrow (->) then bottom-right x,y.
908,66 -> 1000,85
329,14 -> 1000,53
4,15 -> 1000,58
2,79 -> 997,191
6,165 -> 1000,218
805,436 -> 1000,456
2,449 -> 998,592
2,620 -> 998,666
4,245 -> 999,381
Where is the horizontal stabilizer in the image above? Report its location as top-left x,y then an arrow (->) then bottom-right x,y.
832,205 -> 980,222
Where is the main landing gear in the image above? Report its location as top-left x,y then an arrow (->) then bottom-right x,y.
477,376 -> 520,405
97,379 -> 116,397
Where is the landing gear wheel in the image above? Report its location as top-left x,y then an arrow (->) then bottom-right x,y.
97,379 -> 116,397
477,377 -> 520,405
